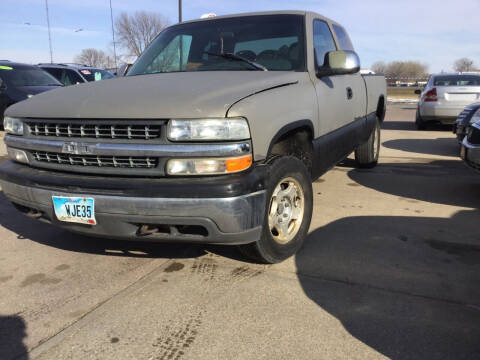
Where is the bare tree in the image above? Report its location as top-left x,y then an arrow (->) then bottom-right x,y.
381,61 -> 429,80
74,48 -> 108,67
454,58 -> 476,72
371,61 -> 387,74
115,11 -> 169,57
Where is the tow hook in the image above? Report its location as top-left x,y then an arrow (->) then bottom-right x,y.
138,224 -> 159,235
26,209 -> 43,219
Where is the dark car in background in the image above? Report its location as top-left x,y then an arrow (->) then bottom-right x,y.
454,102 -> 480,142
0,61 -> 62,123
39,63 -> 115,86
461,120 -> 480,172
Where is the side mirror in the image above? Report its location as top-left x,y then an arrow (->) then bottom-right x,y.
316,50 -> 360,78
414,89 -> 422,95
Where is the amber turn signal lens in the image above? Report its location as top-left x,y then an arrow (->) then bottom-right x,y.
225,154 -> 252,173
166,154 -> 252,175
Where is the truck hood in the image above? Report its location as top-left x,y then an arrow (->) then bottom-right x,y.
6,71 -> 301,119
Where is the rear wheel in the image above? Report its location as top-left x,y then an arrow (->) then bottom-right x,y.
415,109 -> 426,130
355,117 -> 381,168
238,156 -> 313,264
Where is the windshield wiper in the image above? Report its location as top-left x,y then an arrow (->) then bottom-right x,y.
203,51 -> 268,71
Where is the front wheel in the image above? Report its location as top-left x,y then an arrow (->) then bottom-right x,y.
238,156 -> 313,264
355,117 -> 381,168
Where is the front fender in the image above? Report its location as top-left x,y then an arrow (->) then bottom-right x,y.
227,74 -> 318,161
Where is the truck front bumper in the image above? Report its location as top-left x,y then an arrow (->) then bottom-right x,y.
0,161 -> 267,244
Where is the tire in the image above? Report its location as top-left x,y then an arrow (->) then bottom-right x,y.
415,109 -> 426,130
355,117 -> 381,168
238,156 -> 313,264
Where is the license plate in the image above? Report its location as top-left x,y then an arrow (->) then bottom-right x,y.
52,196 -> 96,225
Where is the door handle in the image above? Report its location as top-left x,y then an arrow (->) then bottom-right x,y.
347,87 -> 353,100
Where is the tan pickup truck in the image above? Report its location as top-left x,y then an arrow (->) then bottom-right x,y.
1,11 -> 386,263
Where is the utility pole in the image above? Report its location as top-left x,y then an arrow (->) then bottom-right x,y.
109,0 -> 118,71
178,0 -> 182,22
44,0 -> 53,63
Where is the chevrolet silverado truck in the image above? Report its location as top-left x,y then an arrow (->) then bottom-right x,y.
0,11 -> 386,263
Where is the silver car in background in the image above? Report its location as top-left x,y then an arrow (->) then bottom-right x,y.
415,73 -> 480,129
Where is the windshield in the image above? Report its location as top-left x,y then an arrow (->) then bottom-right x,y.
433,75 -> 480,86
0,67 -> 62,87
80,69 -> 115,82
128,14 -> 306,75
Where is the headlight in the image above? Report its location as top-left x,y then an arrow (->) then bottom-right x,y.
167,118 -> 250,141
166,154 -> 252,175
470,108 -> 480,124
4,116 -> 24,135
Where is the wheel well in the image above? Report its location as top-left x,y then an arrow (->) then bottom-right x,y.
376,96 -> 386,122
268,126 -> 313,173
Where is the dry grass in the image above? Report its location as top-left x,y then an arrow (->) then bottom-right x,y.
387,87 -> 422,100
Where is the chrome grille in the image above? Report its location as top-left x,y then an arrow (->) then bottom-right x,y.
31,151 -> 158,168
26,122 -> 161,140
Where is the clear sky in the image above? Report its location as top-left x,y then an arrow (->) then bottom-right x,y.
1,0 -> 479,73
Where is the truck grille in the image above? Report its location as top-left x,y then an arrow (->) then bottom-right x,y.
26,122 -> 161,140
31,151 -> 158,169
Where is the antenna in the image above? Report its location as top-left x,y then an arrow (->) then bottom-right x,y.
45,0 -> 53,63
109,0 -> 118,72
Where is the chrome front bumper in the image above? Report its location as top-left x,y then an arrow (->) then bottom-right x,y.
0,180 -> 266,244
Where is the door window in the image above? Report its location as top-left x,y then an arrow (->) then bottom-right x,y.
64,69 -> 84,85
313,20 -> 336,67
43,68 -> 63,82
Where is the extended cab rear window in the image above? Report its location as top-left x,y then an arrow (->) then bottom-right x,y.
128,14 -> 306,74
433,75 -> 480,86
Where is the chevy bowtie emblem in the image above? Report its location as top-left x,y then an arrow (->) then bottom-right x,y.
62,142 -> 94,155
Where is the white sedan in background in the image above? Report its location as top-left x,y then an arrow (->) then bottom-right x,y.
415,73 -> 480,129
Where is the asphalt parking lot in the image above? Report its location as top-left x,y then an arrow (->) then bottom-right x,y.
0,104 -> 479,360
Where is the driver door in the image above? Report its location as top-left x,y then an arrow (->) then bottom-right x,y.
312,19 -> 351,136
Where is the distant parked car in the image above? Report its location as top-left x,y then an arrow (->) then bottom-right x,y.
453,102 -> 480,142
38,63 -> 115,86
415,73 -> 480,130
461,120 -> 480,172
0,61 -> 62,123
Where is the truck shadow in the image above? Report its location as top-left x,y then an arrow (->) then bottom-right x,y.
381,121 -> 452,132
381,120 -> 417,131
382,137 -> 460,157
0,315 -> 28,360
348,160 -> 480,208
296,210 -> 480,360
